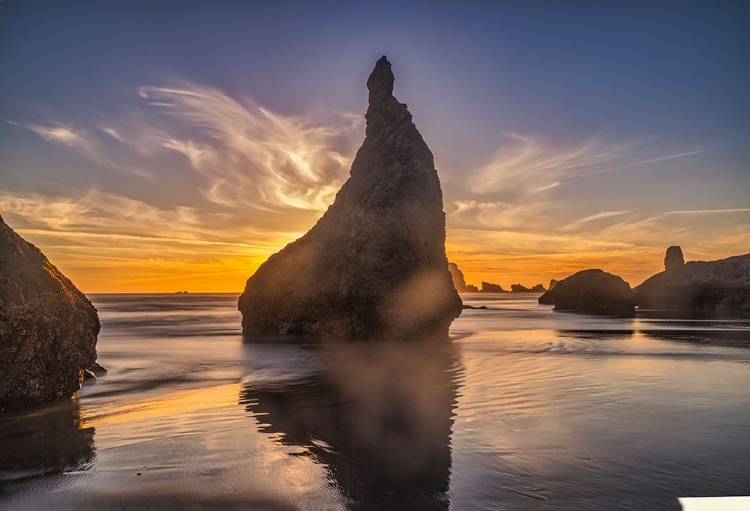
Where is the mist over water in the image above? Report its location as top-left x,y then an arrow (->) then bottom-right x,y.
1,293 -> 749,509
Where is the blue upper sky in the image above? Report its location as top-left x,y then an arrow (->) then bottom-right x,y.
1,0 -> 748,291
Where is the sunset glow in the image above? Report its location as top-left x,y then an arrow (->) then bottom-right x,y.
1,2 -> 747,293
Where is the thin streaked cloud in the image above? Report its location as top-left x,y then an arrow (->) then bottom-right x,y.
467,132 -> 702,201
139,81 -> 363,212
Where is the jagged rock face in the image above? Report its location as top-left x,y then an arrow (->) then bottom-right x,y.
664,246 -> 685,271
635,253 -> 750,312
238,57 -> 462,340
550,269 -> 635,315
0,216 -> 100,410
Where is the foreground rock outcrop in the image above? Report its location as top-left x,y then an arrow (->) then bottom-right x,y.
0,216 -> 100,410
635,252 -> 750,312
548,269 -> 636,315
238,57 -> 462,339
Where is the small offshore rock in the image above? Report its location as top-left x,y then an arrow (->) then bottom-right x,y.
551,269 -> 636,315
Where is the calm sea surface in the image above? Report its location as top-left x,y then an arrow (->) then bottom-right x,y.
1,293 -> 749,510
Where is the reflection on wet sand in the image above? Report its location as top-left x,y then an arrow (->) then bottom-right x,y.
0,397 -> 95,488
240,341 -> 462,510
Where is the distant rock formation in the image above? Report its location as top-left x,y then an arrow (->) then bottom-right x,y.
0,216 -> 100,410
448,262 -> 479,293
481,282 -> 507,293
635,253 -> 750,312
510,283 -> 546,293
448,263 -> 465,291
538,279 -> 558,304
664,246 -> 685,271
238,57 -> 462,339
548,269 -> 636,315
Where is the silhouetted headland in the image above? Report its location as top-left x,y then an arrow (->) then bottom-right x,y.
238,57 -> 461,340
636,248 -> 750,313
538,247 -> 750,317
0,215 -> 101,410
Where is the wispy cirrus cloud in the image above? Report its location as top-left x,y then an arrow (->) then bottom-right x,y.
8,120 -> 154,178
138,82 -> 363,211
466,132 -> 701,201
0,189 -> 201,238
10,121 -> 104,163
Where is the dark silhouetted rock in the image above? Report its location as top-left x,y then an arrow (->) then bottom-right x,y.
538,279 -> 558,304
238,57 -> 462,340
461,304 -> 488,310
511,283 -> 545,293
664,246 -> 685,271
635,253 -> 750,312
0,216 -> 100,410
551,269 -> 636,315
481,282 -> 507,293
448,262 -> 479,294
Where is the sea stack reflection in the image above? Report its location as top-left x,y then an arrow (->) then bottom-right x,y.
238,57 -> 461,339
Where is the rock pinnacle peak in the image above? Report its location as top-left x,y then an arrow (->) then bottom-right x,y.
238,56 -> 461,340
367,55 -> 394,98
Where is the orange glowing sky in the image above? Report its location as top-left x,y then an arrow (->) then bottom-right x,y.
1,3 -> 748,293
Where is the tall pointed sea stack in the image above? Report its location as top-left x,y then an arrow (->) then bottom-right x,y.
0,216 -> 100,409
239,56 -> 462,340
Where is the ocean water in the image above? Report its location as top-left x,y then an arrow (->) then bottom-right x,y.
1,293 -> 749,510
